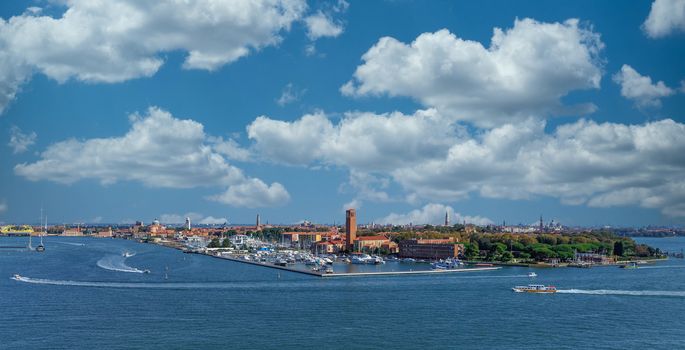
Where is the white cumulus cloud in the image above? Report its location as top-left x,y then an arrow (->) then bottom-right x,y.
0,0 -> 309,113
15,107 -> 289,208
8,125 -> 36,154
341,18 -> 604,127
643,0 -> 685,38
612,64 -> 674,108
198,216 -> 228,225
304,11 -> 344,40
209,178 -> 290,208
376,203 -> 493,226
247,108 -> 685,217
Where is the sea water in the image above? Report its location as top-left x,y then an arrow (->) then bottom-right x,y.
1,236 -> 684,349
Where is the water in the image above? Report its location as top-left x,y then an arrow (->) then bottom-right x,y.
1,236 -> 684,349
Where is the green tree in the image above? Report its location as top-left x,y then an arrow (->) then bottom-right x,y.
207,238 -> 221,248
499,251 -> 514,262
465,242 -> 480,259
613,241 -> 624,256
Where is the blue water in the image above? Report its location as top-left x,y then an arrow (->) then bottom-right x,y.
1,236 -> 684,349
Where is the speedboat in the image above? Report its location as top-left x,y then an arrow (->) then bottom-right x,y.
122,252 -> 134,258
512,284 -> 557,293
12,274 -> 22,280
528,272 -> 538,277
143,269 -> 151,274
620,262 -> 638,269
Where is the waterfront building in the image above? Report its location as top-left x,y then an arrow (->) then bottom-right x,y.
399,238 -> 465,259
281,232 -> 322,249
353,235 -> 399,253
345,209 -> 356,251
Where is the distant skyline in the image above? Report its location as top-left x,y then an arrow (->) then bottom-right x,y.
1,0 -> 685,227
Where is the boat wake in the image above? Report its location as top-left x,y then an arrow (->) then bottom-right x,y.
52,242 -> 86,246
10,275 -> 291,290
557,289 -> 685,297
638,265 -> 685,269
97,254 -> 145,274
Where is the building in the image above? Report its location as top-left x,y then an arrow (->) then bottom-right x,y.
444,210 -> 450,226
353,235 -> 399,254
256,214 -> 261,228
345,208 -> 356,251
399,239 -> 464,259
185,217 -> 191,230
281,232 -> 322,249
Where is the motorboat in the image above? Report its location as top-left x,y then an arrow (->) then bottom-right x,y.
528,272 -> 538,277
12,274 -> 22,280
512,284 -> 557,293
143,269 -> 151,274
122,252 -> 134,258
620,262 -> 638,269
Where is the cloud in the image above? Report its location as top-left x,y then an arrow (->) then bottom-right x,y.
91,216 -> 103,223
376,203 -> 493,226
8,125 -> 36,153
341,18 -> 603,127
159,213 -> 226,225
15,107 -> 289,208
0,0 -> 309,113
209,178 -> 290,208
247,109 -> 458,170
276,83 -> 306,106
304,11 -> 344,40
393,118 -> 685,217
198,216 -> 228,225
211,137 -> 252,162
612,64 -> 674,108
247,108 -> 685,217
0,200 -> 7,213
159,212 -> 204,224
643,0 -> 685,38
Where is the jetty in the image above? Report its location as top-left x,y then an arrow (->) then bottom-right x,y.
212,254 -> 500,278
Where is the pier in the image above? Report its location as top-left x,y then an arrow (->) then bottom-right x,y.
210,253 -> 500,278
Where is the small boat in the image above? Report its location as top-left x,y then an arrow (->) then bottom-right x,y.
143,269 -> 151,274
35,244 -> 45,252
122,252 -> 134,258
12,274 -> 22,280
512,284 -> 557,293
528,272 -> 537,277
620,262 -> 638,269
324,267 -> 334,274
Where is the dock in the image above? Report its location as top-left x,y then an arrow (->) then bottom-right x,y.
211,254 -> 501,277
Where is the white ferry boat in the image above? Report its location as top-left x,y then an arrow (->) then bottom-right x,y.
512,284 -> 557,293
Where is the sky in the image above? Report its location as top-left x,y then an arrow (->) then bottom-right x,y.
1,0 -> 685,227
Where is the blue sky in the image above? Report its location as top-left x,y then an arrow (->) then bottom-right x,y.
1,0 -> 684,227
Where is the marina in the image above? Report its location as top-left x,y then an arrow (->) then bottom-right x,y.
211,253 -> 501,277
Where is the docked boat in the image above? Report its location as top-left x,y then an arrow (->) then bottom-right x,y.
324,267 -> 334,274
512,284 -> 557,293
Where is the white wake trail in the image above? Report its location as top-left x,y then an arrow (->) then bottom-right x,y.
97,254 -> 145,274
10,275 -> 293,290
557,289 -> 685,297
